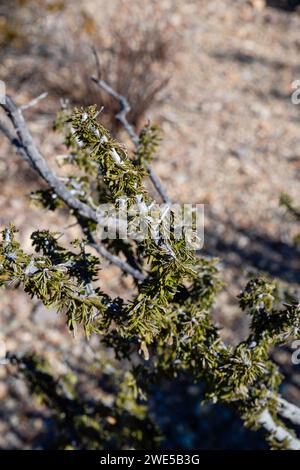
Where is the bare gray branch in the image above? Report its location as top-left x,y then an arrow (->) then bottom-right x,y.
20,92 -> 48,111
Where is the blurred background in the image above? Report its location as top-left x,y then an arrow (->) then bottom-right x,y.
0,0 -> 300,449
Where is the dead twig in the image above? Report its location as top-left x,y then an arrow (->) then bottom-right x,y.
20,92 -> 48,111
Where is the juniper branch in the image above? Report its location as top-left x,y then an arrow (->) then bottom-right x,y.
0,96 -> 145,281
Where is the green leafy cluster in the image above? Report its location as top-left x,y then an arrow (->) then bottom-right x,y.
1,106 -> 300,449
0,226 -> 111,337
134,123 -> 161,166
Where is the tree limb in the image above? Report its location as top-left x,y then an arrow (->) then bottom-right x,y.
258,408 -> 300,450
0,96 -> 145,282
277,396 -> 300,427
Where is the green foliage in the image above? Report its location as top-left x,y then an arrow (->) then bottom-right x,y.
1,106 -> 300,449
239,278 -> 300,345
8,352 -> 160,449
135,123 -> 161,167
71,105 -> 146,204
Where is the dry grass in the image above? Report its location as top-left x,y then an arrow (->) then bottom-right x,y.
0,0 -> 176,132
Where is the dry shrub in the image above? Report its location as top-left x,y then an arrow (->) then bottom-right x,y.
0,0 -> 177,131
86,1 -> 176,131
51,0 -> 177,132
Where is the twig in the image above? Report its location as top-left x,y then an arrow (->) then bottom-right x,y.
90,56 -> 170,204
91,45 -> 101,80
87,233 -> 146,282
20,92 -> 48,111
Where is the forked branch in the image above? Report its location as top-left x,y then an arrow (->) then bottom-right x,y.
0,96 -> 145,281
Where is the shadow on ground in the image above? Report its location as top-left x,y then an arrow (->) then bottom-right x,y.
266,1 -> 300,11
204,221 -> 300,285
